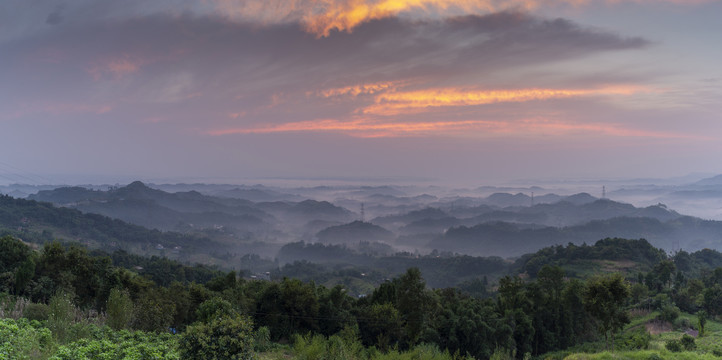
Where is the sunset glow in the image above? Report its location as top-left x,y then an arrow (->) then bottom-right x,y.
208,115 -> 692,140
362,86 -> 644,115
213,0 -> 714,36
2,0 -> 720,183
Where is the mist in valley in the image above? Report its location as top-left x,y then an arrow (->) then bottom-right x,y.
3,173 -> 722,281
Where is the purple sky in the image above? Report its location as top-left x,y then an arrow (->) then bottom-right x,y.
1,0 -> 721,186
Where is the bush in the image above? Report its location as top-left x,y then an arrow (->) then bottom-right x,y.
658,303 -> 680,324
665,339 -> 682,352
293,333 -> 327,360
674,317 -> 691,329
106,288 -> 133,331
51,329 -> 179,359
292,332 -> 372,360
178,314 -> 255,360
23,302 -> 50,321
490,348 -> 515,360
619,327 -> 650,350
47,292 -> 76,343
680,334 -> 696,351
255,326 -> 271,352
0,318 -> 55,359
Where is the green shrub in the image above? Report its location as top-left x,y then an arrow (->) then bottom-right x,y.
195,297 -> 235,323
698,310 -> 707,337
490,348 -> 515,360
255,326 -> 272,352
0,318 -> 55,359
51,329 -> 179,359
178,314 -> 255,360
665,339 -> 682,352
658,303 -> 680,324
293,333 -> 327,360
47,292 -> 76,344
619,327 -> 650,350
679,334 -> 696,351
23,302 -> 50,322
674,317 -> 691,329
106,288 -> 133,331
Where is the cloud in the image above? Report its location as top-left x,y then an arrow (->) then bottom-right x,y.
211,0 -> 711,36
1,11 -> 648,114
207,116 -> 696,139
45,4 -> 65,25
362,85 -> 646,115
87,54 -> 145,80
0,5 -> 661,147
316,81 -> 401,98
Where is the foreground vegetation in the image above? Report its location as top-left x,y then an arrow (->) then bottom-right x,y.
5,235 -> 722,358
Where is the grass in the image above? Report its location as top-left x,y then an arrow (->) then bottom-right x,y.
563,350 -> 720,360
559,259 -> 652,280
256,348 -> 295,360
556,309 -> 722,360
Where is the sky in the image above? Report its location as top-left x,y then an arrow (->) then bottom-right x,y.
1,0 -> 721,186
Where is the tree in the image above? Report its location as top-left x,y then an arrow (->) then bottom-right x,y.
698,310 -> 707,337
106,288 -> 133,330
359,302 -> 403,350
280,278 -> 319,335
14,258 -> 35,295
583,273 -> 630,351
395,267 -> 434,347
653,260 -> 676,289
178,302 -> 255,360
132,289 -> 176,332
703,284 -> 722,316
196,297 -> 236,323
47,291 -> 76,343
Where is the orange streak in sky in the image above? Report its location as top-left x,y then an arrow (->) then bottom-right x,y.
363,86 -> 643,115
208,117 -> 693,139
317,81 -> 399,98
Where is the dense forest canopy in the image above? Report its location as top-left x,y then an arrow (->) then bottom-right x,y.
5,234 -> 722,358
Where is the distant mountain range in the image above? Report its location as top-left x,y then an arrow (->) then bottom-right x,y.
0,179 -> 719,264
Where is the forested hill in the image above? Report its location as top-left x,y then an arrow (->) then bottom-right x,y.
430,216 -> 722,257
0,195 -> 224,259
6,235 -> 722,359
28,181 -> 273,232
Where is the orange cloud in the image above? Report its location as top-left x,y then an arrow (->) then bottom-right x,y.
363,86 -> 644,115
87,54 -> 145,80
207,116 -> 692,139
229,112 -> 247,119
213,0 -> 708,37
209,118 -> 493,137
316,81 -> 399,98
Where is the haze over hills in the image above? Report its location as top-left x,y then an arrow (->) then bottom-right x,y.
0,176 -> 719,266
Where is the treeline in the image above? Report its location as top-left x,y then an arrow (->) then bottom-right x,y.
276,241 -> 509,289
0,236 -> 639,357
6,235 -> 722,358
514,238 -> 668,277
